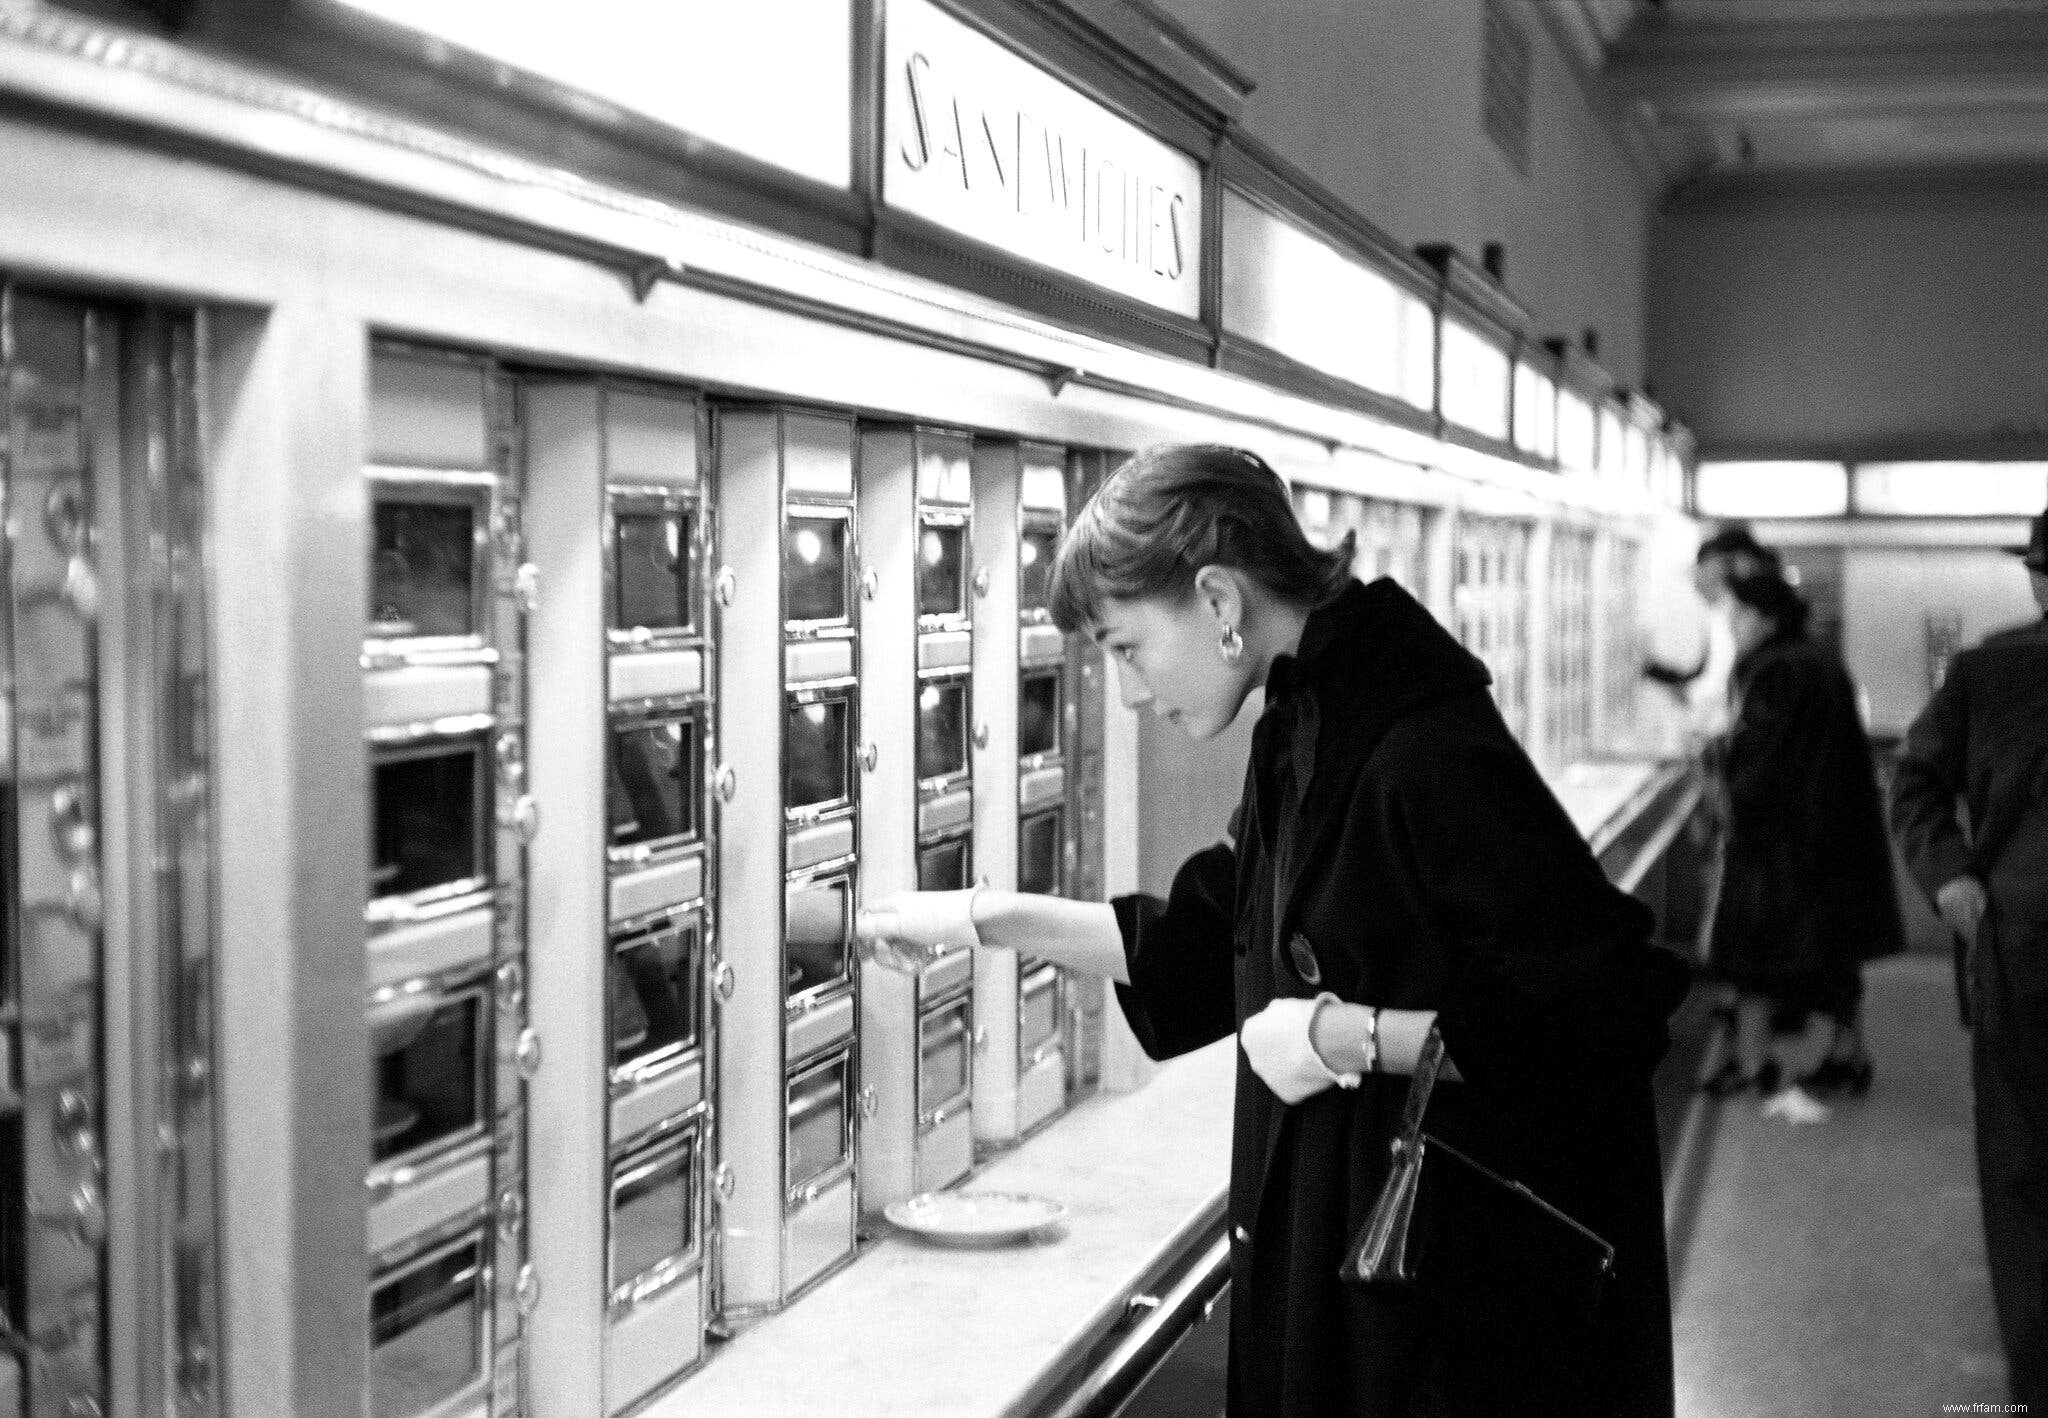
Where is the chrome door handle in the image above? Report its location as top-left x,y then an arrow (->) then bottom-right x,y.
715,567 -> 738,608
860,743 -> 879,773
514,1028 -> 543,1079
713,960 -> 736,1001
857,1085 -> 877,1120
716,766 -> 738,803
500,794 -> 541,845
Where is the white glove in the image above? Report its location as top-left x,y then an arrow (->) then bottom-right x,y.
855,888 -> 982,971
1240,994 -> 1360,1104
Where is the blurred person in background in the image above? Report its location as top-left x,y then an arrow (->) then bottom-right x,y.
1889,505 -> 2048,1410
1701,569 -> 1904,1100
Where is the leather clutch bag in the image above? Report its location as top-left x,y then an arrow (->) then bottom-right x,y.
1339,1028 -> 1615,1363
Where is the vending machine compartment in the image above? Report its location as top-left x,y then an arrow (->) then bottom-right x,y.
603,1117 -> 706,1415
369,1215 -> 493,1418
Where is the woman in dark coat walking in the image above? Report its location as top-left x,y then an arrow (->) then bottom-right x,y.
859,445 -> 1689,1417
1702,571 -> 1906,1096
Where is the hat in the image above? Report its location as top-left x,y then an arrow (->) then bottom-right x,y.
2010,508 -> 2048,571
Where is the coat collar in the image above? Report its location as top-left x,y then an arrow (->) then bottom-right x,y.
1263,576 -> 1491,726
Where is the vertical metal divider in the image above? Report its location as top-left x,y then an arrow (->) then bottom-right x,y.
707,407 -> 788,1321
967,442 -> 1020,1151
91,301 -> 149,1418
517,379 -> 607,1418
852,426 -> 913,1221
206,301 -> 369,1418
487,364 -> 535,1418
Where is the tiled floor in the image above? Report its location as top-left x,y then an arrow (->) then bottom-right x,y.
1673,955 -> 2011,1417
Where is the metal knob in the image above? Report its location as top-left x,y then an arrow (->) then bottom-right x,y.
713,1163 -> 736,1202
65,866 -> 103,935
972,724 -> 989,750
516,1264 -> 541,1315
715,765 -> 738,803
973,1026 -> 989,1055
48,783 -> 95,861
861,569 -> 880,602
860,743 -> 879,773
495,961 -> 525,1012
500,794 -> 541,845
497,1189 -> 525,1240
514,1028 -> 543,1080
858,1084 -> 877,1120
973,568 -> 990,597
61,552 -> 102,624
54,1089 -> 98,1164
713,960 -> 736,1001
513,563 -> 541,614
43,481 -> 86,555
32,1179 -> 106,1250
715,567 -> 737,608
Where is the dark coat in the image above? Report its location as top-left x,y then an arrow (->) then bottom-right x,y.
1112,579 -> 1689,1418
1891,613 -> 2048,1021
1707,629 -> 1906,1004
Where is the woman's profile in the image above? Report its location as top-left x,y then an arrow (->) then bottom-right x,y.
858,443 -> 1689,1417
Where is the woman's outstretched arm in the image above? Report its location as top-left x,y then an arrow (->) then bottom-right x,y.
970,890 -> 1130,983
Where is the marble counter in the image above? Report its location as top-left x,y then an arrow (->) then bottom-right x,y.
647,1039 -> 1236,1418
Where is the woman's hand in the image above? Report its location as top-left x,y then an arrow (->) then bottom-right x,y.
1239,995 -> 1358,1104
855,889 -> 981,972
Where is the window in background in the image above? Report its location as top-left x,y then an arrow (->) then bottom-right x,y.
1854,463 -> 2048,518
1695,461 -> 1850,519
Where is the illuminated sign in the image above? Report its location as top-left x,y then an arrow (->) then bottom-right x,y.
883,0 -> 1203,319
331,0 -> 853,189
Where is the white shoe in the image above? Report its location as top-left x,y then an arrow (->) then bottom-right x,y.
1760,1085 -> 1833,1126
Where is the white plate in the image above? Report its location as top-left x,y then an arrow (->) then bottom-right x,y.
884,1190 -> 1067,1247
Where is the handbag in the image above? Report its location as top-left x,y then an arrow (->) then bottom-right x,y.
1339,1027 -> 1616,1362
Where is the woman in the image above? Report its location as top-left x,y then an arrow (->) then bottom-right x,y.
1702,570 -> 1904,1096
859,445 -> 1688,1417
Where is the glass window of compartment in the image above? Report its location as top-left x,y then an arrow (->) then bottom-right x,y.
609,1130 -> 697,1301
613,504 -> 694,636
784,694 -> 852,817
917,520 -> 968,621
370,1234 -> 486,1418
371,986 -> 487,1166
611,915 -> 701,1076
916,678 -> 969,785
1019,525 -> 1059,617
1020,967 -> 1061,1055
369,484 -> 487,644
784,511 -> 850,627
919,1001 -> 971,1118
610,712 -> 701,857
786,1054 -> 850,1196
1019,671 -> 1061,761
1018,808 -> 1063,897
371,736 -> 488,907
917,835 -> 971,892
785,876 -> 851,1003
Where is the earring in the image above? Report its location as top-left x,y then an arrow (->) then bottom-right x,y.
1218,625 -> 1244,663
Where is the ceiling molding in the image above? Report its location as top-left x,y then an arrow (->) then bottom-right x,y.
1659,156 -> 2048,211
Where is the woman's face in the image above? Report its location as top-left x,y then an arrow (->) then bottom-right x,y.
1091,588 -> 1259,742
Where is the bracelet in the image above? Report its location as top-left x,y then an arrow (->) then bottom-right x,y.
1363,1006 -> 1381,1075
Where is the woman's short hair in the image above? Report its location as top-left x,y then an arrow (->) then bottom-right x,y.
1047,444 -> 1354,634
1725,568 -> 1810,636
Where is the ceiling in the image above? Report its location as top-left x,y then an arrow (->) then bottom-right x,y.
1549,0 -> 2048,200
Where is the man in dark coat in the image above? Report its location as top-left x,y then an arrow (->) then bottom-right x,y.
1889,509 -> 2048,1409
1114,577 -> 1690,1417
